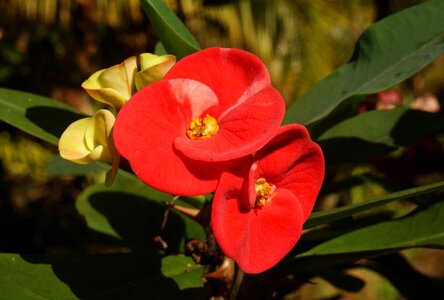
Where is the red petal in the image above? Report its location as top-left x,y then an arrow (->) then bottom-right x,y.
165,47 -> 271,113
212,124 -> 324,273
255,124 -> 325,220
174,86 -> 285,161
212,171 -> 304,274
113,79 -> 227,195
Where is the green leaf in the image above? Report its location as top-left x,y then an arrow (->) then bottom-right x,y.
0,253 -> 203,299
288,199 -> 444,272
154,42 -> 167,55
284,0 -> 444,126
318,108 -> 444,146
305,180 -> 444,229
161,256 -> 204,291
47,155 -> 105,175
139,0 -> 201,59
317,108 -> 444,164
0,88 -> 85,145
76,170 -> 205,252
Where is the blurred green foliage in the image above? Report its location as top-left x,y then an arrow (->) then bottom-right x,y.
0,131 -> 52,180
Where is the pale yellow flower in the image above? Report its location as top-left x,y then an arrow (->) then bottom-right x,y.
59,109 -> 120,185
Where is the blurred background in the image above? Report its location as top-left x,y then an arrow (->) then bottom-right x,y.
1,0 -> 443,298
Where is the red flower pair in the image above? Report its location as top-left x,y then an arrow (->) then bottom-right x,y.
113,47 -> 324,274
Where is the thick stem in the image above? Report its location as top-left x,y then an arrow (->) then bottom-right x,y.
228,264 -> 244,300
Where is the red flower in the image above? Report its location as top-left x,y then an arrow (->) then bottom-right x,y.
211,124 -> 324,274
113,48 -> 285,196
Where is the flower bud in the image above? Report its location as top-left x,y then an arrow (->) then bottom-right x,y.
82,57 -> 138,109
82,53 -> 176,109
135,53 -> 176,90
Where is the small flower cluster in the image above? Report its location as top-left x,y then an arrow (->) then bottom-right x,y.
60,47 -> 324,274
59,53 -> 176,185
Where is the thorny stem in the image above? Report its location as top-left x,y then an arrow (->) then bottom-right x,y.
155,195 -> 180,251
160,195 -> 180,230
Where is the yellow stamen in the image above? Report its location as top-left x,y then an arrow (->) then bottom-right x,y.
186,114 -> 219,140
254,178 -> 275,208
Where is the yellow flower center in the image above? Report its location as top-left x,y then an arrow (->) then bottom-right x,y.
254,178 -> 275,208
186,114 -> 219,140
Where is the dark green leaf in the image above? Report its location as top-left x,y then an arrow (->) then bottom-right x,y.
305,180 -> 444,229
47,155 -> 106,176
284,0 -> 444,125
161,256 -> 205,290
154,42 -> 167,55
318,138 -> 397,165
76,171 -> 205,252
317,108 -> 444,164
139,0 -> 201,59
0,88 -> 85,145
0,253 -> 203,299
288,199 -> 444,272
318,108 -> 444,146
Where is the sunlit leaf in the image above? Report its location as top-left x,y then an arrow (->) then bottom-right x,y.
161,256 -> 204,290
139,0 -> 200,59
284,0 -> 444,125
0,253 -> 203,299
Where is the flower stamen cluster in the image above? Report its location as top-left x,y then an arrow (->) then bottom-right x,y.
254,178 -> 275,207
186,114 -> 219,140
212,124 -> 324,274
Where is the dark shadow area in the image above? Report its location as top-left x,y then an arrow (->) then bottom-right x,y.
318,137 -> 397,165
390,109 -> 444,146
318,268 -> 365,292
0,155 -> 90,254
373,136 -> 444,186
21,253 -> 203,299
25,106 -> 85,141
88,192 -> 186,254
367,253 -> 444,299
